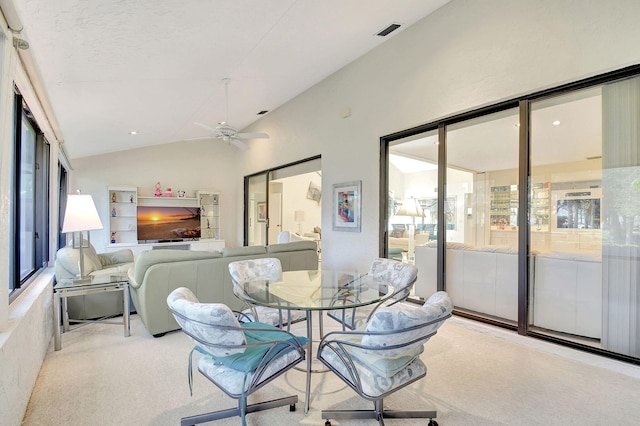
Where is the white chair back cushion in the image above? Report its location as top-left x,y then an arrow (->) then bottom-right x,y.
167,287 -> 246,357
369,258 -> 418,301
228,258 -> 282,283
362,291 -> 453,357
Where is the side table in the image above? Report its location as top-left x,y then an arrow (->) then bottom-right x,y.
53,274 -> 131,351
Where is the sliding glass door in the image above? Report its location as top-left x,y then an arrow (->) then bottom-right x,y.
382,66 -> 640,363
245,156 -> 321,246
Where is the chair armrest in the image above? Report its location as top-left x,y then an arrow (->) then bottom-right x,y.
126,267 -> 142,290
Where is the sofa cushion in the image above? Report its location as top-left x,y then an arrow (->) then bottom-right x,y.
267,240 -> 317,253
222,246 -> 267,257
55,244 -> 103,278
132,249 -> 221,284
98,249 -> 134,267
390,228 -> 406,238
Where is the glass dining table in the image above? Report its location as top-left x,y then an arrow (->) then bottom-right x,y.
234,269 -> 395,413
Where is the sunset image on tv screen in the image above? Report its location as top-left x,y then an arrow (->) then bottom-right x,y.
137,206 -> 200,241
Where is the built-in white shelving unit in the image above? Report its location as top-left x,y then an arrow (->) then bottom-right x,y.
108,185 -> 138,245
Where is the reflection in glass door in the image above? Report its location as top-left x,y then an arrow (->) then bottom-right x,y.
530,77 -> 640,359
387,130 -> 439,298
446,108 -> 520,323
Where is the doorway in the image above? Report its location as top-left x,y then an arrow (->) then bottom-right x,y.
245,156 -> 321,246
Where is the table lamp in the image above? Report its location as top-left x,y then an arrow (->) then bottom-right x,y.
394,198 -> 425,262
62,194 -> 103,282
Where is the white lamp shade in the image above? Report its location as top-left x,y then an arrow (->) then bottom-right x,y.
395,198 -> 425,218
294,210 -> 305,222
62,194 -> 103,233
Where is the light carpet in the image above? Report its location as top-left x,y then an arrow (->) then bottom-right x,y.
22,312 -> 640,425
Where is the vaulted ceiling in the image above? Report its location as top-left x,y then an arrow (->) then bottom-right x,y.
11,0 -> 450,159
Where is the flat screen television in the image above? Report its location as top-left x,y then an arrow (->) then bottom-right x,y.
556,199 -> 601,229
137,206 -> 201,242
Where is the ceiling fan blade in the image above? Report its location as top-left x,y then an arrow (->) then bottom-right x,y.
236,132 -> 270,140
183,136 -> 215,141
230,138 -> 249,150
194,122 -> 217,132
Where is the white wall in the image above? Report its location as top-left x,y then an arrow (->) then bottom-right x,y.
240,0 -> 640,271
0,15 -> 62,426
69,139 -> 244,252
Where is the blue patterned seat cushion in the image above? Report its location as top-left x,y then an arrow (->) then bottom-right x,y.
207,322 -> 308,373
198,323 -> 307,396
319,345 -> 427,398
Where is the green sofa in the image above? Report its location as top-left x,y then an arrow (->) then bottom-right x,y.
127,241 -> 319,336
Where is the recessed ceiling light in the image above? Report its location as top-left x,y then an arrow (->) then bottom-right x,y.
129,131 -> 138,135
552,120 -> 561,126
515,123 -> 520,127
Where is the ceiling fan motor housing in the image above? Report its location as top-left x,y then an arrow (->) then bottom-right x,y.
216,124 -> 238,138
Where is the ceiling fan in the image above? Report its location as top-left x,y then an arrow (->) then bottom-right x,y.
194,78 -> 270,150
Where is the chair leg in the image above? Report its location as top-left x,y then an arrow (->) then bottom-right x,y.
322,398 -> 438,426
181,394 -> 298,426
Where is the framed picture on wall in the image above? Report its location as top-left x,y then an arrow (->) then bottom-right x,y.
257,202 -> 266,222
332,180 -> 361,232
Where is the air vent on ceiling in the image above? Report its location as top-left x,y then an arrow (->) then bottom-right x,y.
376,23 -> 401,37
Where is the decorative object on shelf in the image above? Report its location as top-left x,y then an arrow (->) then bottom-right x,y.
332,180 -> 361,232
164,187 -> 172,197
108,186 -> 138,246
111,232 -> 116,243
307,181 -> 321,204
154,182 -> 162,197
111,192 -> 117,203
197,190 -> 221,240
62,193 -> 104,282
177,190 -> 186,198
257,202 -> 266,222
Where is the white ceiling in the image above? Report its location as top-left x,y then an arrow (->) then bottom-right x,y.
11,0 -> 450,159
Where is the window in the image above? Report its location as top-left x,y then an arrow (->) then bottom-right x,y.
10,93 -> 50,296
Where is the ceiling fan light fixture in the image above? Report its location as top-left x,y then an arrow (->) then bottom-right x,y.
194,78 -> 270,150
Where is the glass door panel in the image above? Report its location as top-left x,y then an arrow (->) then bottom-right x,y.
446,108 -> 520,323
530,78 -> 640,359
388,130 -> 439,298
247,173 -> 268,246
